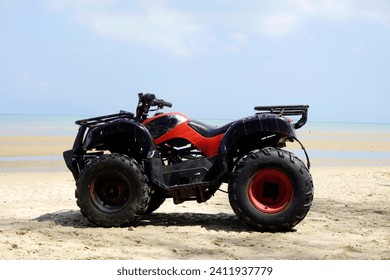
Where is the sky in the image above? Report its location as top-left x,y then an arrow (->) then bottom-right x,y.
1,0 -> 390,123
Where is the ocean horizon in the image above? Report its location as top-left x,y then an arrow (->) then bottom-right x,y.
1,113 -> 390,164
2,113 -> 390,136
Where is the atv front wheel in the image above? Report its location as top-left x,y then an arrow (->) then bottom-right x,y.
228,147 -> 313,232
76,154 -> 150,227
144,186 -> 166,215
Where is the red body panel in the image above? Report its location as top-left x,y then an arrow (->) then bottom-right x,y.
143,112 -> 224,157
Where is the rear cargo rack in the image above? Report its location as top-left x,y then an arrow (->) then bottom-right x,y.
254,105 -> 309,129
75,112 -> 134,127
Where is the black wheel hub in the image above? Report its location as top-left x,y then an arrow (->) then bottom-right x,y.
90,171 -> 132,214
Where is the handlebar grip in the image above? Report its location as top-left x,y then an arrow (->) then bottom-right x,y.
151,98 -> 172,108
162,100 -> 172,108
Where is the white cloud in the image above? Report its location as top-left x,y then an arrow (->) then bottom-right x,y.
356,0 -> 390,25
44,0 -> 390,55
45,0 -> 209,56
45,0 -> 115,11
289,0 -> 356,20
89,4 -> 206,56
251,0 -> 390,36
254,12 -> 301,36
224,32 -> 249,53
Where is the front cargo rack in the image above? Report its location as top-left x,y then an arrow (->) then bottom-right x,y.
254,105 -> 309,129
75,112 -> 134,127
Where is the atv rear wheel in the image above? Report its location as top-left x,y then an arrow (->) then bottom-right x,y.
76,154 -> 150,227
228,147 -> 313,232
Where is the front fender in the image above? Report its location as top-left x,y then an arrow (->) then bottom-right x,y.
82,118 -> 156,158
64,118 -> 160,180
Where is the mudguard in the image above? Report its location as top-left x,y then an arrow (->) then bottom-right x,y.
220,114 -> 296,153
81,118 -> 156,157
63,116 -> 158,179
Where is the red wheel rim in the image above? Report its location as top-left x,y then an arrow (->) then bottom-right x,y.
248,168 -> 293,214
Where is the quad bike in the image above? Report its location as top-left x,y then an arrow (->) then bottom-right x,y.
63,93 -> 313,232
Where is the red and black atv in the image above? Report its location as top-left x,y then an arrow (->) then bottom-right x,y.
63,93 -> 313,231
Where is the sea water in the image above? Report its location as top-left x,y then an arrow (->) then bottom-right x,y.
1,114 -> 390,161
0,114 -> 81,136
2,113 -> 390,136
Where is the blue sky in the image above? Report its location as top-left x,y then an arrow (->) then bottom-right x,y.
1,0 -> 390,123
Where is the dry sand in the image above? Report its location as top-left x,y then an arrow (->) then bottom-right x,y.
0,132 -> 389,260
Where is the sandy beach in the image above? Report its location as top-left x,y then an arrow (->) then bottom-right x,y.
1,130 -> 390,260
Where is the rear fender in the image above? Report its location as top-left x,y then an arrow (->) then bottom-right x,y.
220,114 -> 296,154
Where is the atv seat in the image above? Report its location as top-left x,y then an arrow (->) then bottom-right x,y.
188,119 -> 232,138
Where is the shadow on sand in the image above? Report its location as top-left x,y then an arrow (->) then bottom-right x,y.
34,210 -> 252,232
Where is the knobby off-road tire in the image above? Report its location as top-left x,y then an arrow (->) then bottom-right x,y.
228,147 -> 313,232
76,154 -> 151,227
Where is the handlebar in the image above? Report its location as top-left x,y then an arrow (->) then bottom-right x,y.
143,93 -> 156,102
151,98 -> 172,108
136,92 -> 172,120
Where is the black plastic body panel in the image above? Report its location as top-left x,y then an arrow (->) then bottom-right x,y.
63,115 -> 158,179
82,118 -> 156,157
220,114 -> 296,153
